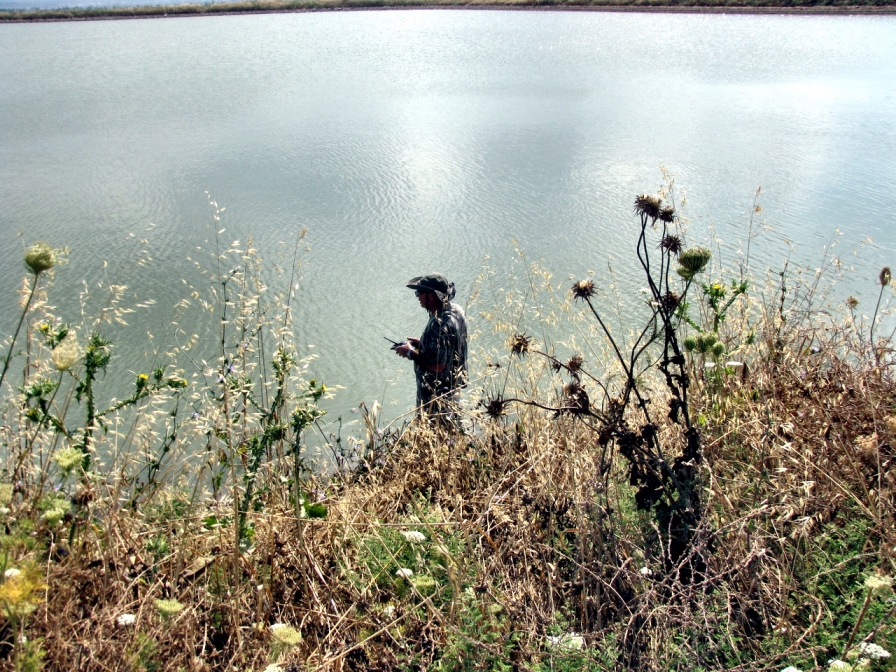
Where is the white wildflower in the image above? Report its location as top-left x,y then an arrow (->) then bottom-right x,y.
849,642 -> 890,660
52,334 -> 81,371
546,632 -> 584,651
262,665 -> 283,672
828,660 -> 855,672
395,568 -> 413,579
401,530 -> 426,544
865,573 -> 893,597
53,446 -> 83,475
269,623 -> 301,646
4,568 -> 21,579
42,507 -> 66,527
0,507 -> 9,516
639,566 -> 652,576
117,613 -> 137,627
154,598 -> 184,618
781,666 -> 802,672
382,605 -> 396,617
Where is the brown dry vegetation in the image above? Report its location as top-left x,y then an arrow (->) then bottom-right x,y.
1,200 -> 895,672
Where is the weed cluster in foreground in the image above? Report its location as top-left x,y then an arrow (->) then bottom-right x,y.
0,195 -> 894,671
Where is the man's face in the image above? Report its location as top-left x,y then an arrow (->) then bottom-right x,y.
416,290 -> 440,312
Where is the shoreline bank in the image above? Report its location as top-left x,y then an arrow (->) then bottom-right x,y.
3,0 -> 896,23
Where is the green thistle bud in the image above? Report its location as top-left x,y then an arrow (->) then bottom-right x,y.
711,342 -> 726,358
24,242 -> 57,276
695,335 -> 707,353
683,336 -> 697,352
677,247 -> 712,278
701,332 -> 718,348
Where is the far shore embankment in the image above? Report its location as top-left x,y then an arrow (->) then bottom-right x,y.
2,0 -> 896,22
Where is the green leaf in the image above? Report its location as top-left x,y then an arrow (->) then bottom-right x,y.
305,503 -> 327,519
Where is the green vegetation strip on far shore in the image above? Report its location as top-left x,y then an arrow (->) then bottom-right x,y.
3,0 -> 896,22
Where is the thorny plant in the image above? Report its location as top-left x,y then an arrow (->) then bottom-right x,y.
0,192 -> 894,672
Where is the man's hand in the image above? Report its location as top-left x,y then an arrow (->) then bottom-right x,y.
395,343 -> 413,358
407,337 -> 421,348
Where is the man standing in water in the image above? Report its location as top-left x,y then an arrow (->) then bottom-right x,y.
394,273 -> 468,418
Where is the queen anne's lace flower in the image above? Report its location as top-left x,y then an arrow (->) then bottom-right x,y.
24,242 -> 57,275
53,447 -> 83,475
52,335 -> 81,371
117,613 -> 137,627
395,568 -> 413,579
848,642 -> 890,661
269,623 -> 302,646
4,568 -> 21,579
546,632 -> 584,651
401,530 -> 426,544
780,666 -> 802,672
154,598 -> 184,618
865,573 -> 893,597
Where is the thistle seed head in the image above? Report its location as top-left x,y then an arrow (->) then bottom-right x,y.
482,395 -> 508,420
567,355 -> 584,373
571,279 -> 596,301
634,194 -> 662,219
509,334 -> 532,357
658,206 -> 676,223
880,266 -> 891,287
659,291 -> 680,312
659,234 -> 683,255
847,296 -> 859,309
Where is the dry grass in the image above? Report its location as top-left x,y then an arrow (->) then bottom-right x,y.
1,209 -> 894,671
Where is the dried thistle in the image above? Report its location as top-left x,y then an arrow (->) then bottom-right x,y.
483,396 -> 508,420
634,194 -> 662,219
562,382 -> 590,414
658,206 -> 675,223
571,279 -> 596,301
567,355 -> 584,373
509,334 -> 532,357
880,266 -> 891,286
659,291 -> 680,312
847,296 -> 859,309
659,234 -> 682,254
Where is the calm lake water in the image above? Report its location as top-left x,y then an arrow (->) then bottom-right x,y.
2,10 -> 896,432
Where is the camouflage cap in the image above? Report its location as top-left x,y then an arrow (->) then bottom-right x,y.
406,273 -> 456,302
